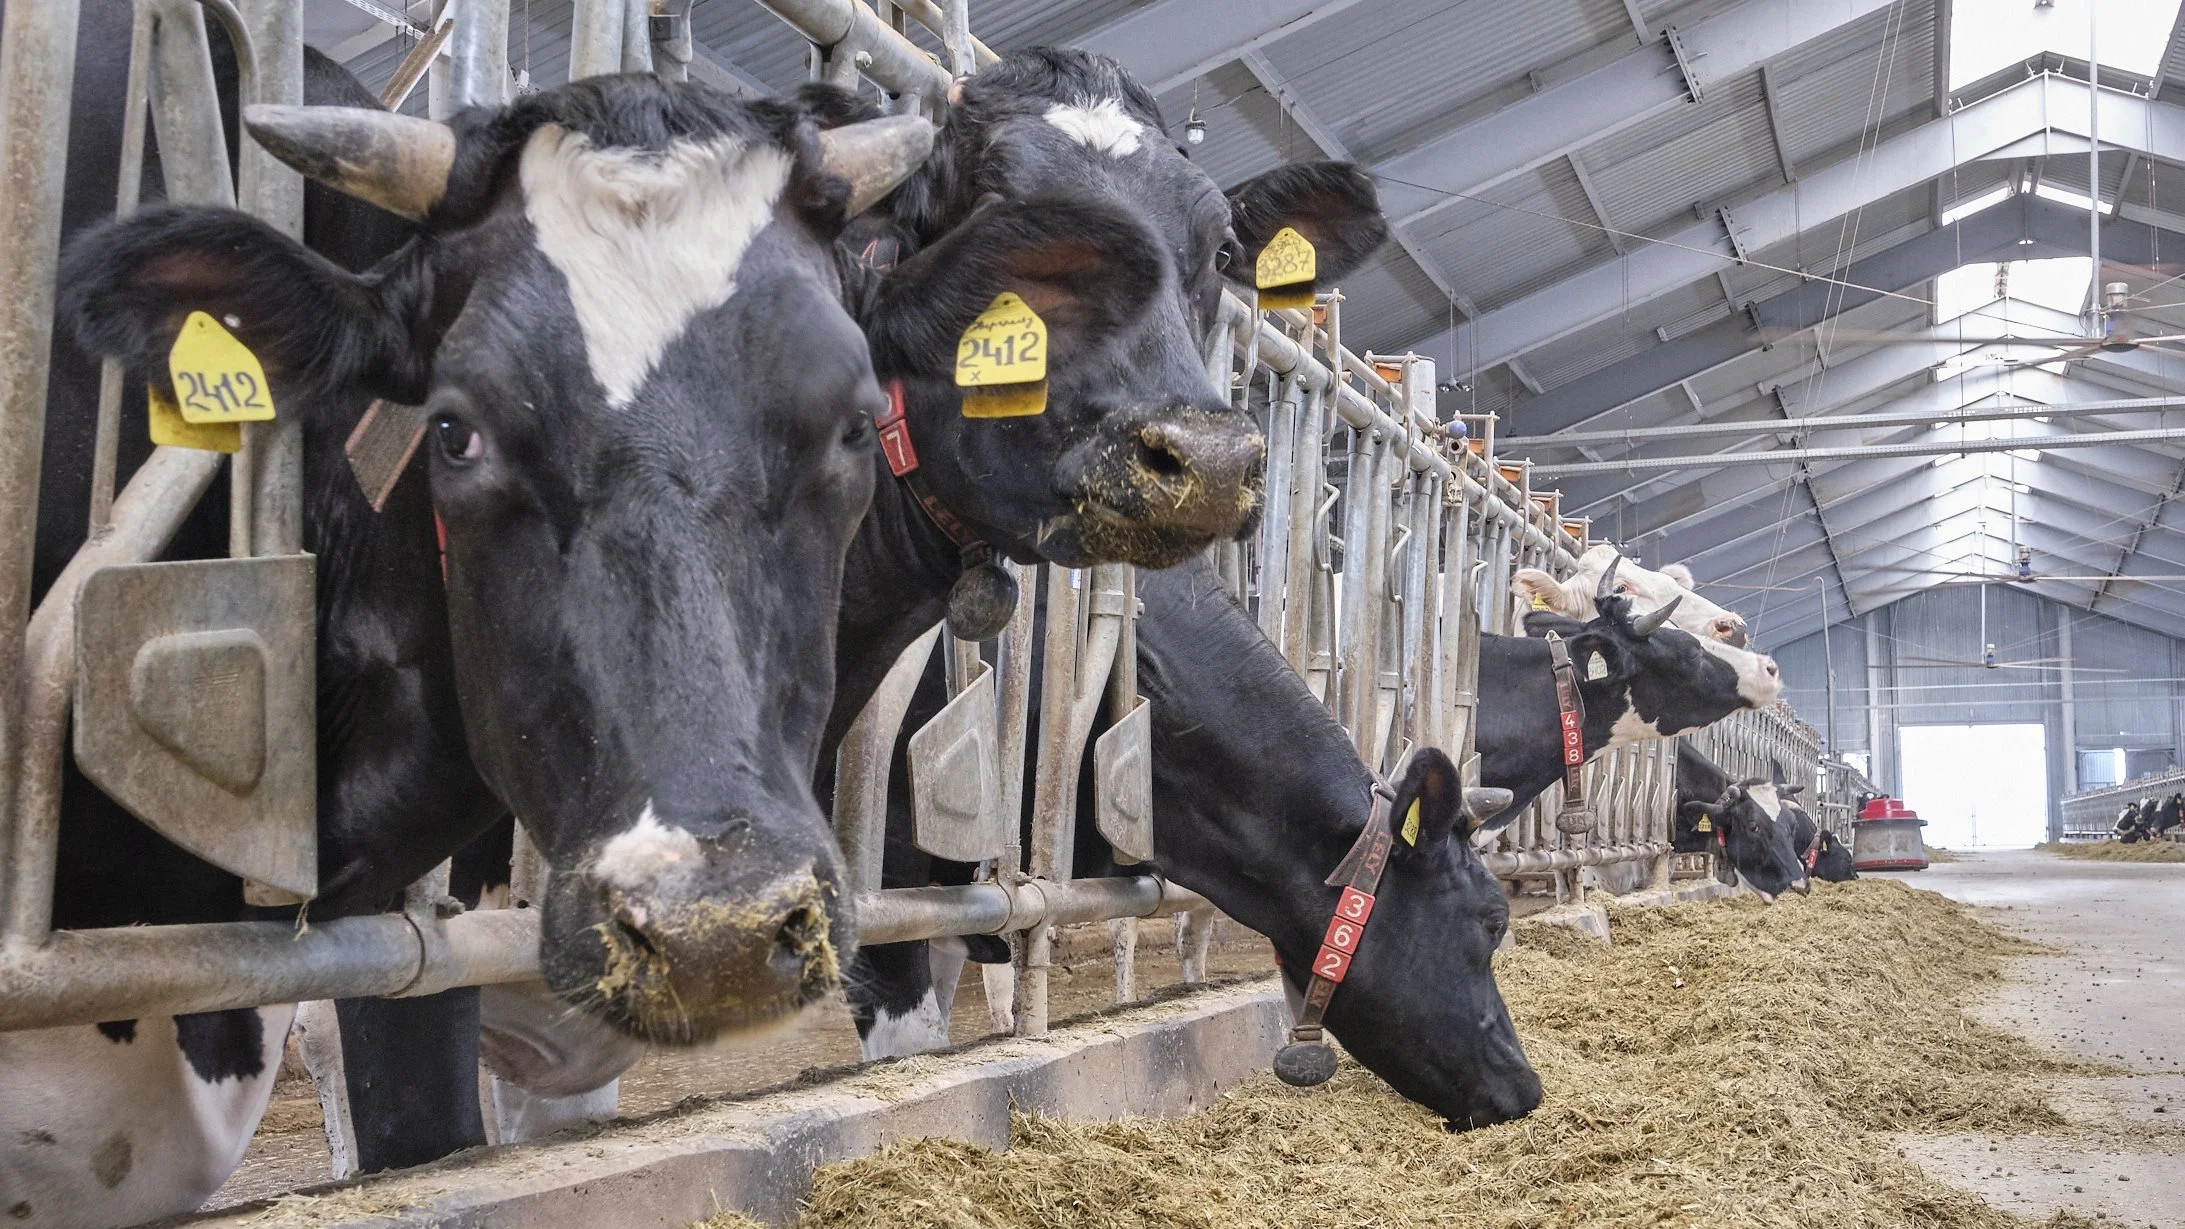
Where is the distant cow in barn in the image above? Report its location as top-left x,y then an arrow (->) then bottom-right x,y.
1776,796 -> 1856,883
2116,800 -> 2153,843
1672,744 -> 1810,902
2146,793 -> 2184,840
11,33 -> 934,1220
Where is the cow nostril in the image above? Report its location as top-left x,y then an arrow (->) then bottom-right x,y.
1134,428 -> 1188,479
612,910 -> 660,959
772,902 -> 831,974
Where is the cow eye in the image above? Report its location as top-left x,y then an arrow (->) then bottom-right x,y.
1484,913 -> 1508,946
843,409 -> 874,447
434,414 -> 483,464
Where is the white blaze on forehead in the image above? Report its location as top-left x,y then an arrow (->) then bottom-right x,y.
1745,781 -> 1785,822
521,123 -> 793,408
594,800 -> 702,891
1043,98 -> 1144,157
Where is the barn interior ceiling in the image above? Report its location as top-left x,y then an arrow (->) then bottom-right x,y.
301,0 -> 2185,648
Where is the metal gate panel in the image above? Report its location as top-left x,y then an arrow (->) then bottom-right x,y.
73,556 -> 316,897
907,660 -> 1006,863
1094,695 -> 1154,864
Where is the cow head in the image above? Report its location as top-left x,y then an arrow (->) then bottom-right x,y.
1521,560 -> 1782,745
1679,780 -> 1807,901
61,79 -> 934,1043
1782,799 -> 1859,882
871,48 -> 1388,568
1306,750 -> 1542,1129
1513,544 -> 1749,647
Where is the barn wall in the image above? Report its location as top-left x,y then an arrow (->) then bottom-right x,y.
1767,586 -> 2185,840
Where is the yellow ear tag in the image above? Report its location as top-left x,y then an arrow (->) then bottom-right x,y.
147,384 -> 241,453
1255,226 -> 1317,310
1400,798 -> 1422,846
168,310 -> 276,424
1530,593 -> 1551,611
956,292 -> 1047,418
1695,815 -> 1712,833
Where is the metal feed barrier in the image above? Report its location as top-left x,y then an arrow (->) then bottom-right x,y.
0,0 -> 1835,1041
2061,771 -> 2185,841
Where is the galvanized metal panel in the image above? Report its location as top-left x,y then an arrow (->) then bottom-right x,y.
906,661 -> 1007,862
74,556 -> 317,898
1584,72 -> 1780,239
1093,696 -> 1154,863
1413,161 -> 1617,313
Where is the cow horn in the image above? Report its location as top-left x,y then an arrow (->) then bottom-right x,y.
245,104 -> 454,222
1594,555 -> 1622,605
817,114 -> 936,217
1630,593 -> 1682,637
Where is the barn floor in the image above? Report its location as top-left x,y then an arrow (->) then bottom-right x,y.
1895,848 -> 2185,1228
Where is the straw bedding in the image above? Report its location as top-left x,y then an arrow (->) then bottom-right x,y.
2036,840 -> 2185,863
764,881 -> 2097,1229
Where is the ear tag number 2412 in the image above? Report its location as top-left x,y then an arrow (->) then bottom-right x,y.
956,292 -> 1047,419
168,311 -> 277,425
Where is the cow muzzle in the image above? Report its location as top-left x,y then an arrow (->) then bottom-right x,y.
1062,408 -> 1265,567
1711,614 -> 1749,647
541,834 -> 850,1044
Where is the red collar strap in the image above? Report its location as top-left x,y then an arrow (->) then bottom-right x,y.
1544,632 -> 1592,835
877,379 -> 982,550
1273,786 -> 1395,1087
1803,831 -> 1821,870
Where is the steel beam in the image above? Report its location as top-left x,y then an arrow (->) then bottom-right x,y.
1076,0 -> 1366,95
1401,76 -> 2185,377
1375,0 -> 1902,222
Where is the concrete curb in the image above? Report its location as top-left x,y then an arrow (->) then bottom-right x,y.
176,981 -> 1289,1229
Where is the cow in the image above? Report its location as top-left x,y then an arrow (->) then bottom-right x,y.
2147,793 -> 2183,839
1776,796 -> 1856,883
848,558 -> 1543,1130
1671,743 -> 1810,901
2116,800 -> 2152,843
10,39 -> 935,1221
1475,559 -> 1783,831
1512,544 -> 1749,647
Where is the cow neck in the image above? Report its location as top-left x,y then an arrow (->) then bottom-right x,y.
1279,785 -> 1394,1062
1542,632 -> 1589,828
1474,633 -> 1626,816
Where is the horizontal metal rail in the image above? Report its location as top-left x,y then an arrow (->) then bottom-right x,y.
1500,395 -> 2185,451
1529,425 -> 2185,477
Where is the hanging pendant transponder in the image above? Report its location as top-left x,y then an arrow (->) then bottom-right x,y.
1273,1040 -> 1339,1087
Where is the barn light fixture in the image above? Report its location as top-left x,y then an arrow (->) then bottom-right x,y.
1185,117 -> 1206,145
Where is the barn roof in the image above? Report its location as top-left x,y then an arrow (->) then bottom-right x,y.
304,0 -> 2185,647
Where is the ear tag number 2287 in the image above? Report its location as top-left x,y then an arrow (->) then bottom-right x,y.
168,311 -> 276,425
956,292 -> 1047,419
1255,226 -> 1317,311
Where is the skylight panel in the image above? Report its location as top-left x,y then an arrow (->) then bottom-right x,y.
1950,0 -> 2184,90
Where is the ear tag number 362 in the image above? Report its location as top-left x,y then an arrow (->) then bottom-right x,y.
168,310 -> 276,425
1255,226 -> 1317,311
956,292 -> 1047,419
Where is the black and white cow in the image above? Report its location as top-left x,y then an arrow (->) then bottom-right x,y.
11,44 -> 932,1220
1671,743 -> 1810,901
1475,561 -> 1783,831
2115,800 -> 2152,843
1775,796 -> 1856,883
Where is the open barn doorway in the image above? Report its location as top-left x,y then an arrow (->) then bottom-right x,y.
1897,724 -> 2049,848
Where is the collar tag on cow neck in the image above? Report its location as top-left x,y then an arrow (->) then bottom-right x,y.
1400,798 -> 1421,846
147,384 -> 240,453
1584,651 -> 1608,681
168,311 -> 277,424
957,292 -> 1047,418
1255,227 -> 1317,310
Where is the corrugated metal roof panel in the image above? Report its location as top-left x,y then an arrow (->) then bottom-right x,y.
1333,245 -> 1452,355
1261,0 -> 1635,164
1582,72 -> 1780,236
1411,160 -> 1618,310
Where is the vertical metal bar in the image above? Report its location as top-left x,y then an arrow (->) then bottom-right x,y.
1333,426 -> 1373,748
652,0 -> 697,83
1019,566 -> 1082,1038
1256,375 -> 1297,641
938,0 -> 973,77
569,0 -> 623,80
89,5 -> 158,539
620,0 -> 654,73
1282,384 -> 1327,672
0,0 -> 85,947
240,0 -> 304,561
452,0 -> 511,107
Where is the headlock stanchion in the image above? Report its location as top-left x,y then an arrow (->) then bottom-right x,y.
1,0 -> 1841,1065
2061,768 -> 2185,841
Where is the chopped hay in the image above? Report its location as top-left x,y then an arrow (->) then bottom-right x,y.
2037,840 -> 2185,863
1925,846 -> 1961,863
694,1216 -> 766,1228
793,880 -> 2095,1229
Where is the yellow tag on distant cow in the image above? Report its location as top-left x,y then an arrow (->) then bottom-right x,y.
1695,815 -> 1713,833
1255,226 -> 1317,309
167,311 -> 276,424
147,384 -> 242,453
956,292 -> 1046,388
1400,798 -> 1422,846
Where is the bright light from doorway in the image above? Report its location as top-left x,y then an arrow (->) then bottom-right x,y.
1899,723 -> 2050,847
1950,0 -> 2184,90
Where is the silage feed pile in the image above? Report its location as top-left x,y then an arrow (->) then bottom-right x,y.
2037,840 -> 2185,863
793,881 -> 2093,1229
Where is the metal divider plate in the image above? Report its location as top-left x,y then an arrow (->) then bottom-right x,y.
1095,696 -> 1154,864
74,556 -> 317,897
907,661 -> 1005,862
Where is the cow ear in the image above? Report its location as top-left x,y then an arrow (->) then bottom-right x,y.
1659,563 -> 1697,588
1223,161 -> 1388,286
1387,748 -> 1461,850
865,198 -> 1162,382
1511,569 -> 1572,614
62,204 -> 431,408
1777,784 -> 1805,798
1520,609 -> 1587,640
